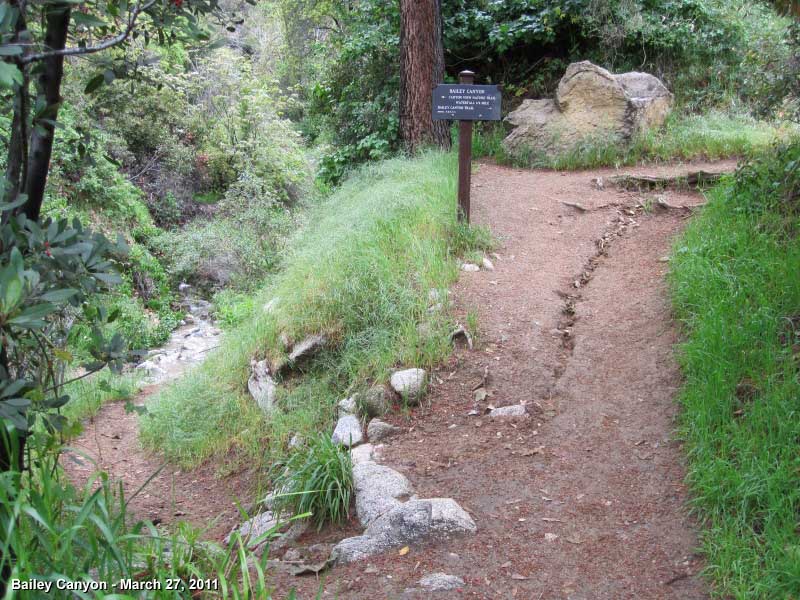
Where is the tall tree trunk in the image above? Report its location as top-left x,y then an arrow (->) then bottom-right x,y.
22,2 -> 70,222
399,0 -> 450,153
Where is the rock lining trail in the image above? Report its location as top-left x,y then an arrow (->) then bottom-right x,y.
64,158 -> 736,598
273,159 -> 736,598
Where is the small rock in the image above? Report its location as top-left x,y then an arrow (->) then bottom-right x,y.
490,405 -> 527,418
338,396 -> 357,416
288,334 -> 327,364
390,369 -> 427,405
248,360 -> 277,413
362,386 -> 390,417
225,511 -> 281,548
461,263 -> 480,272
418,573 -> 465,591
332,414 -> 364,448
367,419 -> 399,441
283,548 -> 302,562
481,257 -> 495,271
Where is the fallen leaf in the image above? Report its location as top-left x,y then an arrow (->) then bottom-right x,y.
398,546 -> 409,556
511,573 -> 528,580
474,388 -> 488,402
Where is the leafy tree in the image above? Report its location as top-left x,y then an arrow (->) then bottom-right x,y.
0,0 -> 241,222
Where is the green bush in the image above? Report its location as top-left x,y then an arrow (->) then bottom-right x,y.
271,434 -> 354,530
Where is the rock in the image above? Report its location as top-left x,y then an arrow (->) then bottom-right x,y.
331,498 -> 476,564
353,461 -> 414,526
418,573 -> 465,591
248,360 -> 277,413
362,386 -> 390,417
504,61 -> 673,156
367,419 -> 399,441
350,443 -> 376,465
136,360 -> 166,379
288,334 -> 327,364
461,263 -> 480,272
390,369 -> 427,404
338,396 -> 357,416
490,404 -> 528,418
225,511 -> 280,548
331,414 -> 364,448
481,257 -> 495,271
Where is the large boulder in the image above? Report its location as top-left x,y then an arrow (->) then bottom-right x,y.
504,61 -> 673,155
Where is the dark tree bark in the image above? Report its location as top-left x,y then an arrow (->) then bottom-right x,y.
22,3 -> 71,222
399,0 -> 450,153
3,2 -> 29,215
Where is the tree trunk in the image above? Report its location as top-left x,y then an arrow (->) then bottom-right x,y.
399,0 -> 450,153
3,3 -> 28,217
22,3 -> 70,222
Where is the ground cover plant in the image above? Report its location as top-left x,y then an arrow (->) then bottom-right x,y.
669,141 -> 800,597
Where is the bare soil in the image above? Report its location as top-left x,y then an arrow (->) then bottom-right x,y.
65,158 -> 737,599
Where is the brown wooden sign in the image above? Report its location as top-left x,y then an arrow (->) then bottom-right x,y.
432,84 -> 502,122
433,71 -> 501,223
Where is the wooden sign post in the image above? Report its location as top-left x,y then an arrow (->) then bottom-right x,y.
432,70 -> 502,223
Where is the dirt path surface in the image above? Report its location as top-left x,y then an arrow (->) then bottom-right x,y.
64,158 -> 736,598
273,159 -> 737,598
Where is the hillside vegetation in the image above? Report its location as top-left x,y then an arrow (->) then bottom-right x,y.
140,152 -> 488,468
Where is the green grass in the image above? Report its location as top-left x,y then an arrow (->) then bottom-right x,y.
139,151 -> 491,468
669,142 -> 800,598
271,433 -> 353,530
62,371 -> 142,423
475,110 -> 792,171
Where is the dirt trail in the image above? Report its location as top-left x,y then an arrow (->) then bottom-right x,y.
276,159 -> 736,598
65,158 -> 735,598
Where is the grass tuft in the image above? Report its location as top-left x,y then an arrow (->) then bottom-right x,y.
270,434 -> 353,530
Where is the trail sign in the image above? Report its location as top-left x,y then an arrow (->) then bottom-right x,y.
432,71 -> 502,223
432,84 -> 502,122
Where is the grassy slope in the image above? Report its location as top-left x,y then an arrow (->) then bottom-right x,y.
669,145 -> 800,597
475,111 -> 791,170
139,151 -> 489,468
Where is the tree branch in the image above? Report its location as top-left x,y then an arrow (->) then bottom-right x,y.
20,0 -> 157,65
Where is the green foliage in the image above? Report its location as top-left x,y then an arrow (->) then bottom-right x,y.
139,152 -> 488,467
271,434 -> 354,530
0,206 -> 127,435
669,141 -> 800,597
275,0 -> 400,183
0,454 -> 294,598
